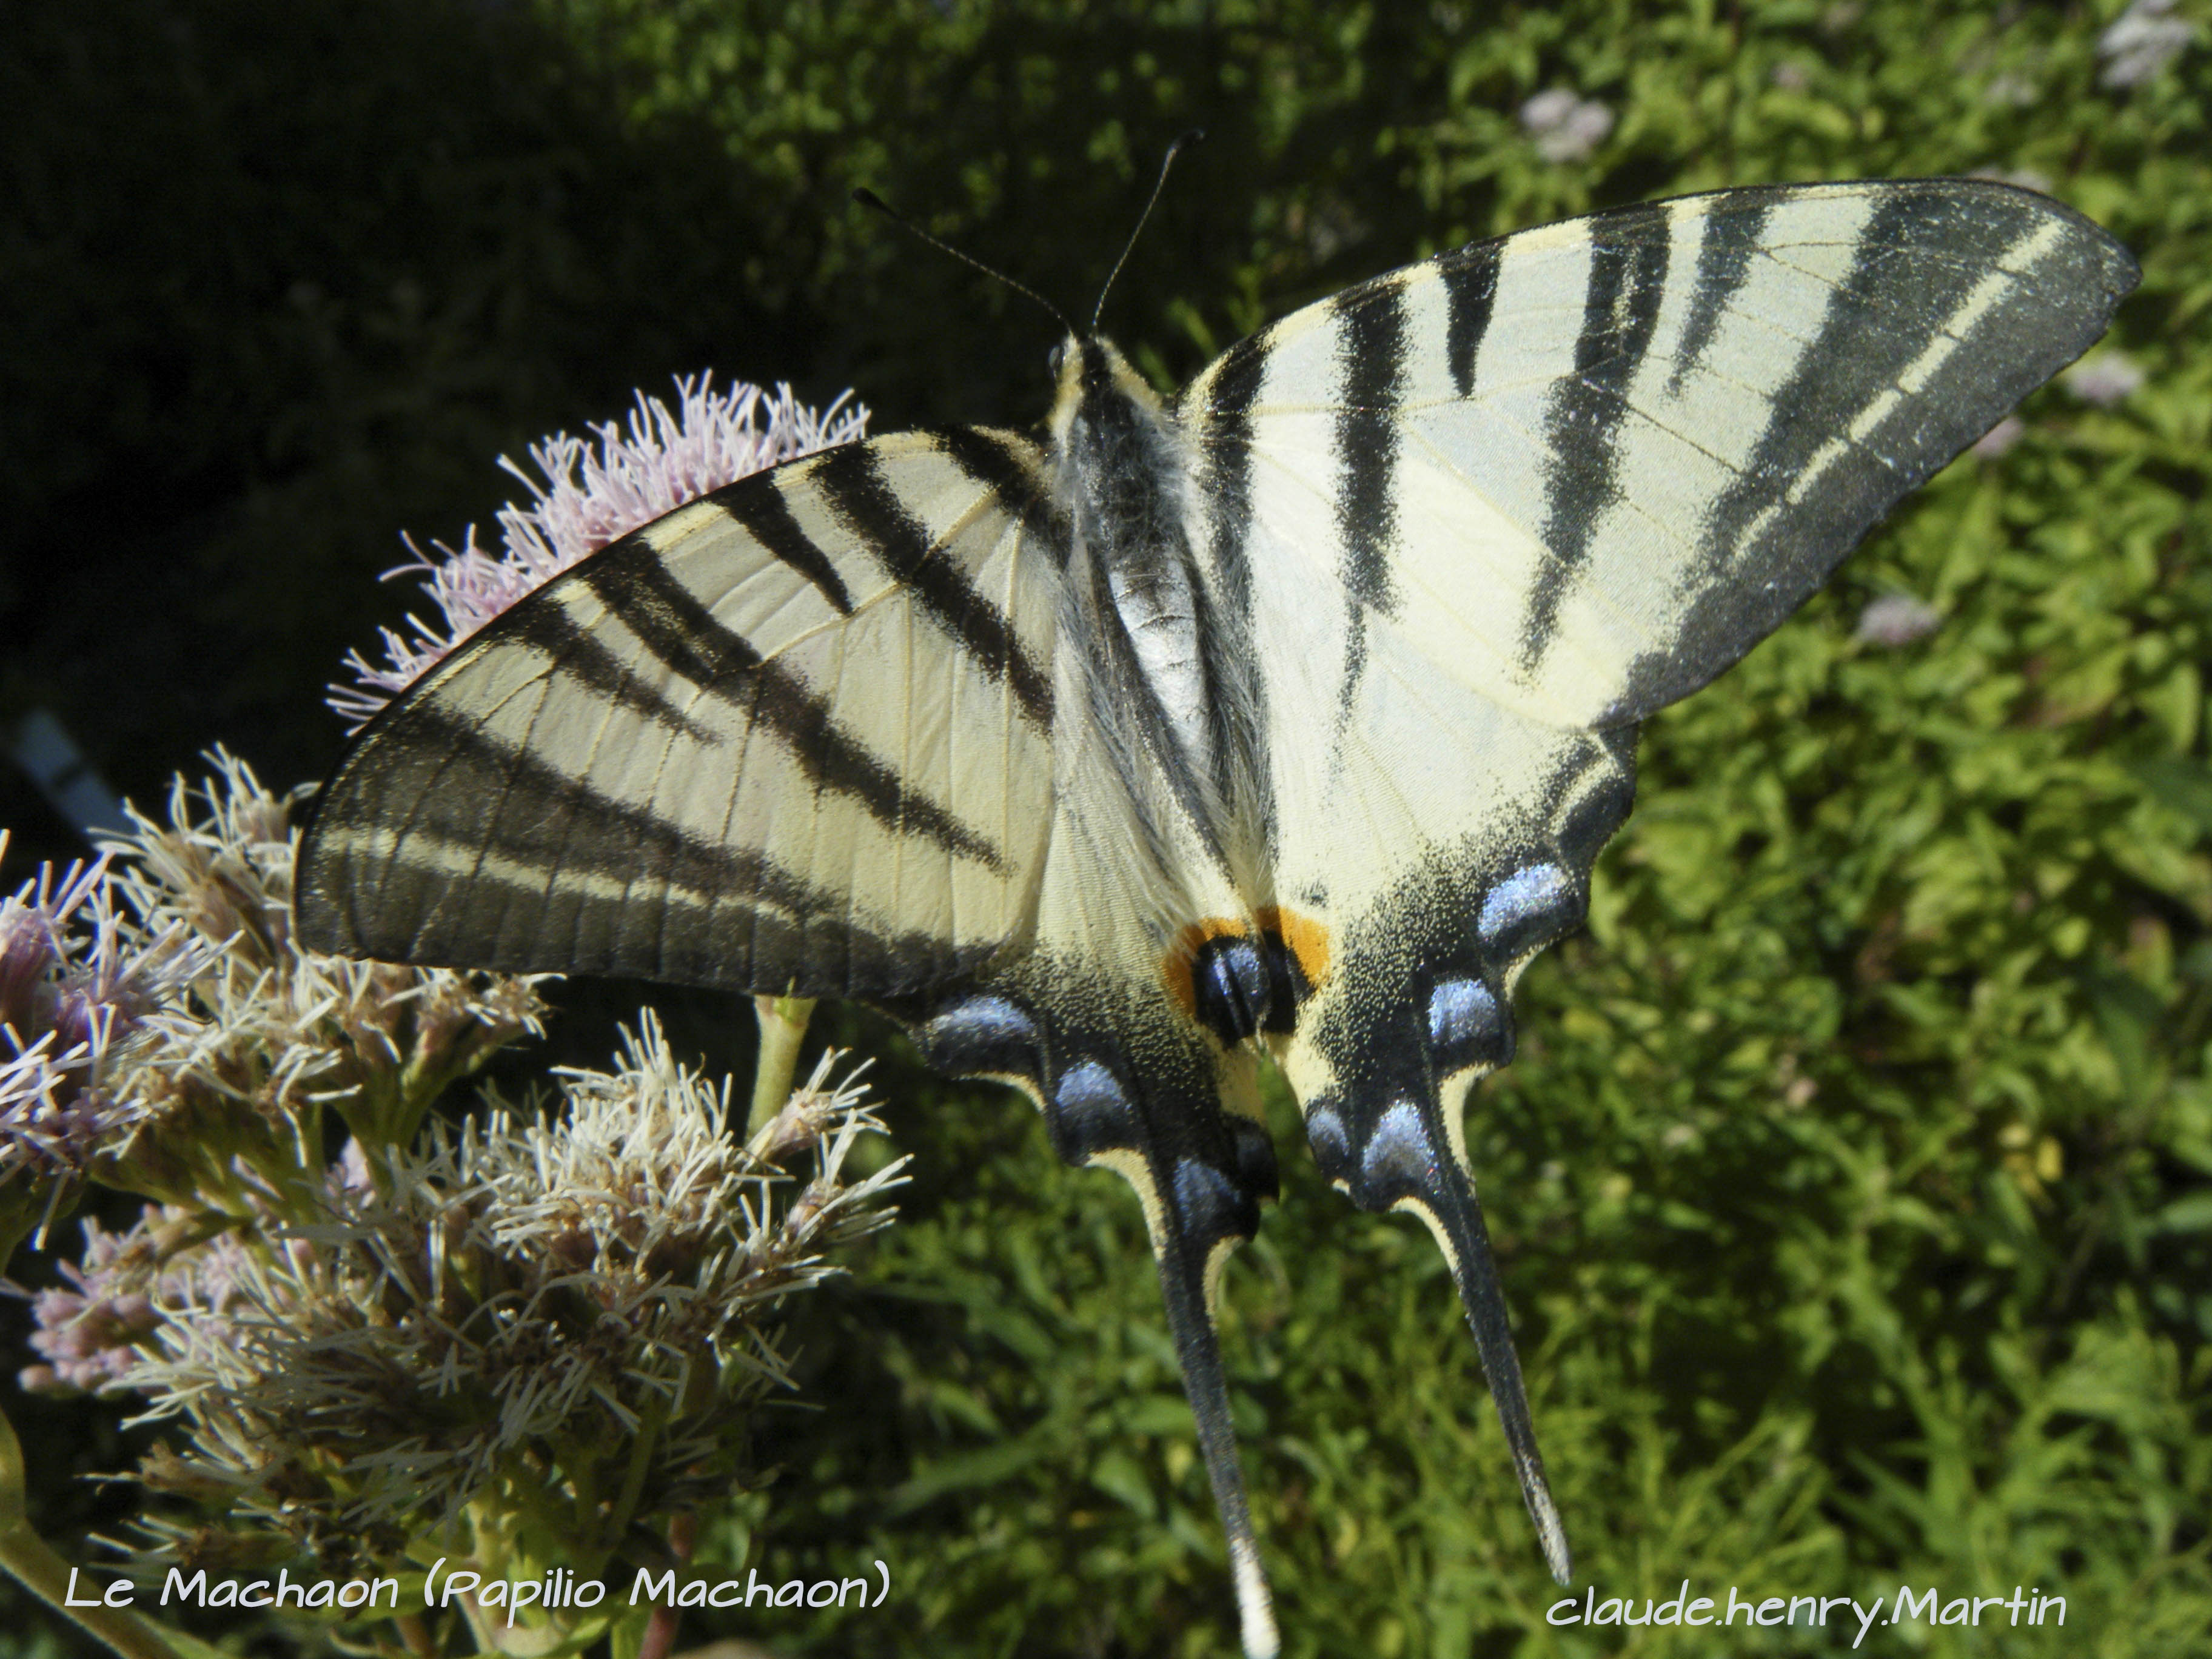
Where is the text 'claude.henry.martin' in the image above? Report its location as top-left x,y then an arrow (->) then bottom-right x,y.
1547,1580 -> 2068,1645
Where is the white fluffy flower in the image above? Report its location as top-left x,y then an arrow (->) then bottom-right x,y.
91,752 -> 545,1145
1854,593 -> 1942,648
108,1018 -> 903,1552
2099,0 -> 2196,89
333,377 -> 870,727
1520,89 -> 1615,163
21,1208 -> 256,1396
0,833 -> 210,1190
2063,352 -> 2146,407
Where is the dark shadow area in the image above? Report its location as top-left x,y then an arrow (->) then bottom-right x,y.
1,0 -> 828,881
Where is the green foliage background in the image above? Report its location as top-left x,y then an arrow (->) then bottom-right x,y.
4,1 -> 2208,1656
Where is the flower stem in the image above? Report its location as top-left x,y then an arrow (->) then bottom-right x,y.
0,1404 -> 181,1659
394,1612 -> 437,1659
635,1513 -> 695,1659
746,996 -> 816,1134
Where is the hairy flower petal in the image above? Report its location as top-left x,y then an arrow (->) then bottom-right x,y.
331,377 -> 868,726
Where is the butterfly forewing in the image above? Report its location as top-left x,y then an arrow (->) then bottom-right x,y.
1184,181 -> 2139,733
298,429 -> 1063,999
1179,178 -> 2136,1102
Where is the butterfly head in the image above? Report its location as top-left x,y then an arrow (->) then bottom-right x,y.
1047,335 -> 1168,462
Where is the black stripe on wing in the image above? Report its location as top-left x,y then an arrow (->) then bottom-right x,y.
1330,278 -> 1412,717
1698,184 -> 2025,560
1602,181 -> 2138,721
1522,202 -> 1673,668
1192,341 -> 1265,613
811,442 -> 1056,728
1666,192 -> 1772,397
298,702 -> 991,996
498,600 -> 722,743
933,427 -> 1074,567
1187,343 -> 1282,853
707,472 -> 857,615
581,541 -> 1007,871
1333,279 -> 1409,620
1441,242 -> 1503,400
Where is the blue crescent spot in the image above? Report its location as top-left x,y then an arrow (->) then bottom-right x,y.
1361,1099 -> 1437,1191
1304,1100 -> 1351,1175
1055,1059 -> 1125,1113
1050,1059 -> 1135,1161
1478,863 -> 1571,944
929,994 -> 1039,1053
1427,976 -> 1501,1052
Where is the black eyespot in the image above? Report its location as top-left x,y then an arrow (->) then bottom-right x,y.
1172,1158 -> 1259,1242
1191,936 -> 1269,1044
1228,1117 -> 1279,1203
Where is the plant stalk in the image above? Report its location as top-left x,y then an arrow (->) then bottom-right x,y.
747,996 -> 816,1134
0,1405 -> 181,1659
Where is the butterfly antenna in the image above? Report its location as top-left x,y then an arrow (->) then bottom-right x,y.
852,188 -> 1071,335
1090,129 -> 1204,335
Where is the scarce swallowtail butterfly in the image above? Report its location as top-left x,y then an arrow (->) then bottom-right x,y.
297,178 -> 2136,1657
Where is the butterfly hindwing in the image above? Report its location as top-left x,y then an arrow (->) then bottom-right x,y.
905,660 -> 1288,1654
298,429 -> 1064,999
913,960 -> 1282,1657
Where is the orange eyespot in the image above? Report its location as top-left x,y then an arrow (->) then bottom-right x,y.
1158,908 -> 1331,1033
1256,905 -> 1330,991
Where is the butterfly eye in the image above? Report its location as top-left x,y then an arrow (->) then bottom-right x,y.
1047,342 -> 1066,378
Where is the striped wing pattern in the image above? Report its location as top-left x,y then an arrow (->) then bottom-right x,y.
1164,179 -> 2135,1624
300,428 -> 1063,999
1185,182 -> 2134,734
298,178 -> 2136,1659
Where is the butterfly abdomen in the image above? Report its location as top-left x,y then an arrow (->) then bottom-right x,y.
1050,338 -> 1278,914
1054,340 -> 1219,783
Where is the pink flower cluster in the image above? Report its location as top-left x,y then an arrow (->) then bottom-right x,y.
21,1209 -> 254,1395
0,839 -> 206,1190
1520,89 -> 1615,163
2100,0 -> 2196,89
332,376 -> 868,727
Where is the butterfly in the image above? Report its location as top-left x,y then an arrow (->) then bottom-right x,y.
296,177 -> 2134,1657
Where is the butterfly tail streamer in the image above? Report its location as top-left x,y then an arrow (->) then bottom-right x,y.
1079,1060 -> 1285,1659
919,983 -> 1285,1656
1307,1059 -> 1571,1585
1399,1142 -> 1572,1584
1151,1215 -> 1281,1659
